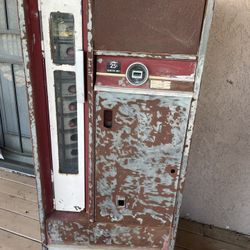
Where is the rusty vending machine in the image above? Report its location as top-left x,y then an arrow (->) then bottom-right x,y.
23,0 -> 214,249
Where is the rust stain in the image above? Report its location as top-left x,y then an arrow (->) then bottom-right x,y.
46,91 -> 191,249
47,218 -> 169,249
94,92 -> 191,242
35,0 -> 213,247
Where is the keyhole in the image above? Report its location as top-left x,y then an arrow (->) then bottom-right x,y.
171,169 -> 176,174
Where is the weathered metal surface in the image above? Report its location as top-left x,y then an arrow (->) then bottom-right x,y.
95,92 -> 191,227
22,1 -> 54,248
96,56 -> 197,81
86,0 -> 95,221
18,0 -> 53,248
94,0 -> 206,55
22,0 -> 214,249
95,56 -> 196,92
47,216 -> 170,248
95,50 -> 197,61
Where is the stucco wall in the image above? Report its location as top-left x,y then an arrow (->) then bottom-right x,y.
181,0 -> 250,235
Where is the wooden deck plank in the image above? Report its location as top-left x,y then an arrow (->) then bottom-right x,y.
0,192 -> 39,220
176,229 -> 247,250
178,218 -> 204,236
48,245 -> 186,250
0,229 -> 41,250
204,224 -> 250,249
0,178 -> 37,202
0,170 -> 249,250
0,168 -> 36,187
0,209 -> 41,241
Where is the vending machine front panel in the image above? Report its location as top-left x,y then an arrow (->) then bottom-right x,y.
23,0 -> 215,249
94,56 -> 193,229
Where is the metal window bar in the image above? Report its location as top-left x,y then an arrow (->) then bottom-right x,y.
10,64 -> 24,153
3,0 -> 9,30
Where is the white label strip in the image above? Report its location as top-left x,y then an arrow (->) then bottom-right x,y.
96,72 -> 194,82
94,85 -> 193,98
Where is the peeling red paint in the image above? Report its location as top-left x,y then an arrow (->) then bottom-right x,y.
24,0 -> 214,249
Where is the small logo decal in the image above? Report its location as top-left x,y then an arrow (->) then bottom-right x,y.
107,61 -> 121,73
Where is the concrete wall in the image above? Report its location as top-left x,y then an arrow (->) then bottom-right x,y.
181,0 -> 250,235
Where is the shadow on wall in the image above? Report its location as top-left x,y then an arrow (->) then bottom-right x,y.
181,0 -> 250,235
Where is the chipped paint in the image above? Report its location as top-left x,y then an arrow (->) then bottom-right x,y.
95,50 -> 197,61
25,0 -> 214,248
87,0 -> 93,53
95,92 -> 191,227
47,219 -> 170,249
17,0 -> 45,246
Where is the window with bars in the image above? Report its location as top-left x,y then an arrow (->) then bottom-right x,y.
0,0 -> 33,174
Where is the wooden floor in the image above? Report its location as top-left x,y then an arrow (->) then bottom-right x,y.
0,168 -> 249,250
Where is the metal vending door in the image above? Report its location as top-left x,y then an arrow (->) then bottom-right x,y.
94,57 -> 195,246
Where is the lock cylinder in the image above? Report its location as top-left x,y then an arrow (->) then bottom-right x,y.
126,62 -> 149,86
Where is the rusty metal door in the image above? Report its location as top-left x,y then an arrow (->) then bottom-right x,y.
95,91 -> 191,226
0,0 -> 33,173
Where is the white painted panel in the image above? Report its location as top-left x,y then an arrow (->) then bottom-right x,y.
94,85 -> 193,98
40,0 -> 85,212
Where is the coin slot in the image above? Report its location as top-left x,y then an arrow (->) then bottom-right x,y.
132,70 -> 143,79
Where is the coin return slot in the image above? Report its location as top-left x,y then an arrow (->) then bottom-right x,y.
104,110 -> 113,128
132,70 -> 143,79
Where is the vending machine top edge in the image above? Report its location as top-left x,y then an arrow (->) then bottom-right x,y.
22,0 -> 215,249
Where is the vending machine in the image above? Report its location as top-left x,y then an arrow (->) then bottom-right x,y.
23,0 -> 214,249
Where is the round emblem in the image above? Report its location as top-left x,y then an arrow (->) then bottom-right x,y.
125,62 -> 149,86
